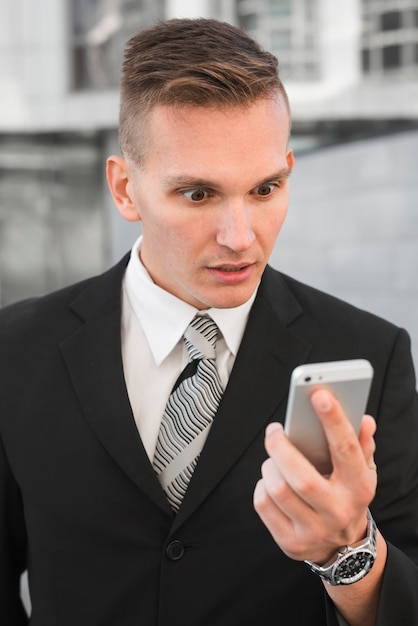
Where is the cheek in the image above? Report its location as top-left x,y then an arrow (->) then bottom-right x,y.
165,216 -> 209,250
275,196 -> 289,229
151,219 -> 198,265
261,205 -> 288,245
276,207 -> 288,232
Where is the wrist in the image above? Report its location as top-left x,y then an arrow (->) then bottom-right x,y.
305,509 -> 377,586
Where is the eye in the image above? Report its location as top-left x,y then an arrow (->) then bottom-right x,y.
254,183 -> 277,197
182,188 -> 209,202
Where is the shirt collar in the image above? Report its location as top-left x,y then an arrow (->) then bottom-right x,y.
124,236 -> 258,365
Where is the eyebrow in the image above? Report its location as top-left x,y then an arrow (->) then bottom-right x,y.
257,168 -> 292,185
162,168 -> 292,189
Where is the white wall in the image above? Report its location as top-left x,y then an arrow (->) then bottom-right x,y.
166,0 -> 211,19
270,130 -> 418,370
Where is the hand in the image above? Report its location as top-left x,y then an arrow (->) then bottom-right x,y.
253,388 -> 378,565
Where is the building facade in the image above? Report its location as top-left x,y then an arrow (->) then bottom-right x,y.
0,0 -> 417,363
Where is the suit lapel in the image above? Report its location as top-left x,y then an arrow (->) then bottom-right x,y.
59,260 -> 313,522
173,267 -> 313,528
60,257 -> 172,515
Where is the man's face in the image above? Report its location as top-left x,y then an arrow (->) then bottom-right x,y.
122,98 -> 294,310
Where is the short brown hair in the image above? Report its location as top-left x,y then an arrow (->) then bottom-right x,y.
119,18 -> 289,164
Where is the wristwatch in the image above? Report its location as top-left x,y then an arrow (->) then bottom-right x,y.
304,509 -> 377,586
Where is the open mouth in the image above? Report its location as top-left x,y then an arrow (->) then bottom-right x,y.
208,263 -> 254,284
218,265 -> 248,272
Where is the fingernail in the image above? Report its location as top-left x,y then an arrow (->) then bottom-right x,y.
311,389 -> 333,412
266,422 -> 283,436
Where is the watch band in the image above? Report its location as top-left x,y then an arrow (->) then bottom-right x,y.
304,509 -> 377,586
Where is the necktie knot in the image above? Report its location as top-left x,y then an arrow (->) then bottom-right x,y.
184,315 -> 218,361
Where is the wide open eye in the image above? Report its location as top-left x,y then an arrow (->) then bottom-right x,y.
182,188 -> 209,202
255,183 -> 276,197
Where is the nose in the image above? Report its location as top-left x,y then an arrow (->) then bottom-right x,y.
216,201 -> 256,252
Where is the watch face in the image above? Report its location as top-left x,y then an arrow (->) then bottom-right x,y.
334,550 -> 375,585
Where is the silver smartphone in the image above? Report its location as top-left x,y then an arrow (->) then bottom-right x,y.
284,359 -> 374,475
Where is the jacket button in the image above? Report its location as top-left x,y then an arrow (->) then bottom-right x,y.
166,540 -> 185,561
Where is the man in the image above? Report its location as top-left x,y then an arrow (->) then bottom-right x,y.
0,18 -> 417,626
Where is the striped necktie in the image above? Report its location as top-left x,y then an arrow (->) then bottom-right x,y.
153,315 -> 224,511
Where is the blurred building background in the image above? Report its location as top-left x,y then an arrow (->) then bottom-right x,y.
0,0 -> 417,369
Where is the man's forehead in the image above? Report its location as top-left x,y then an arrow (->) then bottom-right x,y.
136,96 -> 292,173
148,94 -> 290,125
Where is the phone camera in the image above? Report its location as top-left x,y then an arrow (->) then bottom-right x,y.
304,376 -> 312,383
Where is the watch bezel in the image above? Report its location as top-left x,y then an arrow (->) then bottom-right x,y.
330,546 -> 376,585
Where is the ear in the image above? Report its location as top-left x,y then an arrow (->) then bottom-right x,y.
286,149 -> 295,171
106,155 -> 141,222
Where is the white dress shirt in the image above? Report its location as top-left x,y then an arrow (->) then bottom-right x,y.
121,236 -> 257,461
122,238 -> 349,626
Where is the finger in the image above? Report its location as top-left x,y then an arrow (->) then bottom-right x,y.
253,477 -> 294,541
263,422 -> 331,512
259,453 -> 316,522
260,422 -> 374,557
358,414 -> 377,471
310,390 -> 377,509
310,389 -> 367,478
253,477 -> 322,560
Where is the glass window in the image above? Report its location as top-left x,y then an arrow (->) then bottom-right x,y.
0,134 -> 105,305
304,63 -> 317,78
305,33 -> 314,50
381,11 -> 401,31
278,62 -> 292,80
240,13 -> 258,32
383,44 -> 401,68
70,0 -> 164,91
362,48 -> 370,73
304,0 -> 315,22
71,0 -> 123,90
271,30 -> 291,50
269,0 -> 291,16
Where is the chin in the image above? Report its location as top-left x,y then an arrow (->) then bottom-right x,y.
206,294 -> 253,310
191,283 -> 257,310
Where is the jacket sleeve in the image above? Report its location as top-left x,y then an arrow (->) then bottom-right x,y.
372,329 -> 418,621
0,435 -> 29,625
376,543 -> 418,623
325,327 -> 418,624
372,328 -> 418,559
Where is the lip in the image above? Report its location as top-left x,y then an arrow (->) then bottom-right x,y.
207,263 -> 255,285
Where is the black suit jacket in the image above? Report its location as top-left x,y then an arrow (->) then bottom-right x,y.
1,257 -> 417,625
